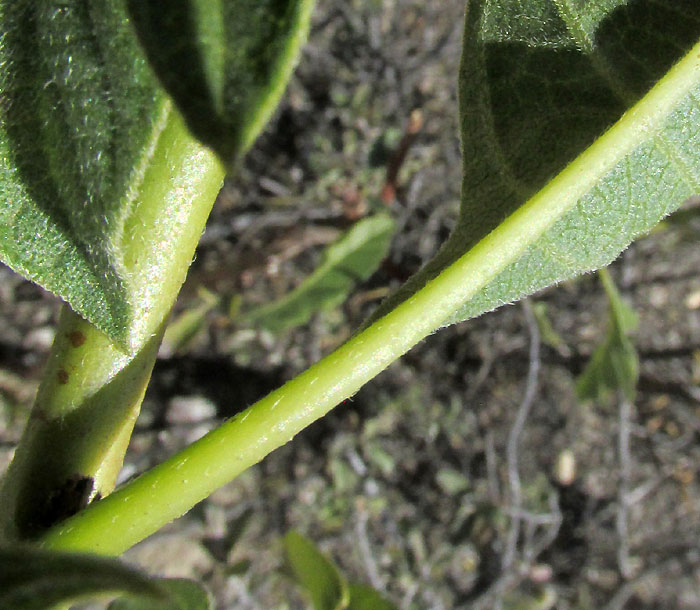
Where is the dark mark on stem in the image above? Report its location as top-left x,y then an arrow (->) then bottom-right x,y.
67,330 -> 86,347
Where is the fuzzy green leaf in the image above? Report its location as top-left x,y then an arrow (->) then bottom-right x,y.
126,0 -> 315,165
0,0 -> 165,342
0,546 -> 174,610
284,531 -> 349,610
0,0 -> 315,345
245,214 -> 395,333
371,0 -> 700,327
0,1 -> 226,349
576,269 -> 639,403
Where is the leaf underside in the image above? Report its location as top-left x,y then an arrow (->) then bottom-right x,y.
372,0 -> 700,327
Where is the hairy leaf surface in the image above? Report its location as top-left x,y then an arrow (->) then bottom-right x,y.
372,0 -> 700,327
126,0 -> 315,165
0,0 -> 163,341
0,0 -> 311,346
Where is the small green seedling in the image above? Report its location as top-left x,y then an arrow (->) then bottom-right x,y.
284,530 -> 397,610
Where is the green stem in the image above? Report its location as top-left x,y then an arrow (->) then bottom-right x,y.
2,0 -> 316,543
43,212 -> 496,554
0,104 -> 225,541
39,35 -> 700,554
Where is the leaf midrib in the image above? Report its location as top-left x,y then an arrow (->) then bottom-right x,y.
111,96 -> 171,289
452,37 -> 700,320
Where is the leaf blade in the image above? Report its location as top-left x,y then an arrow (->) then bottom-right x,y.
284,530 -> 349,610
0,0 -> 163,340
245,214 -> 395,333
126,0 -> 315,165
109,578 -> 213,610
446,50 -> 700,325
0,546 -> 213,610
369,0 -> 700,328
0,546 -> 165,610
347,584 -> 397,610
0,1 -> 227,348
576,269 -> 639,403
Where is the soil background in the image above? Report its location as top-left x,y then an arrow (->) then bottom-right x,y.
2,1 -> 700,608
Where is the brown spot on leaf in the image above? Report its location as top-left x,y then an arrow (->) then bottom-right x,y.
57,368 -> 69,384
67,330 -> 86,347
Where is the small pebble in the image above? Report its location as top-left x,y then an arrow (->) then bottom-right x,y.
167,395 -> 217,424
